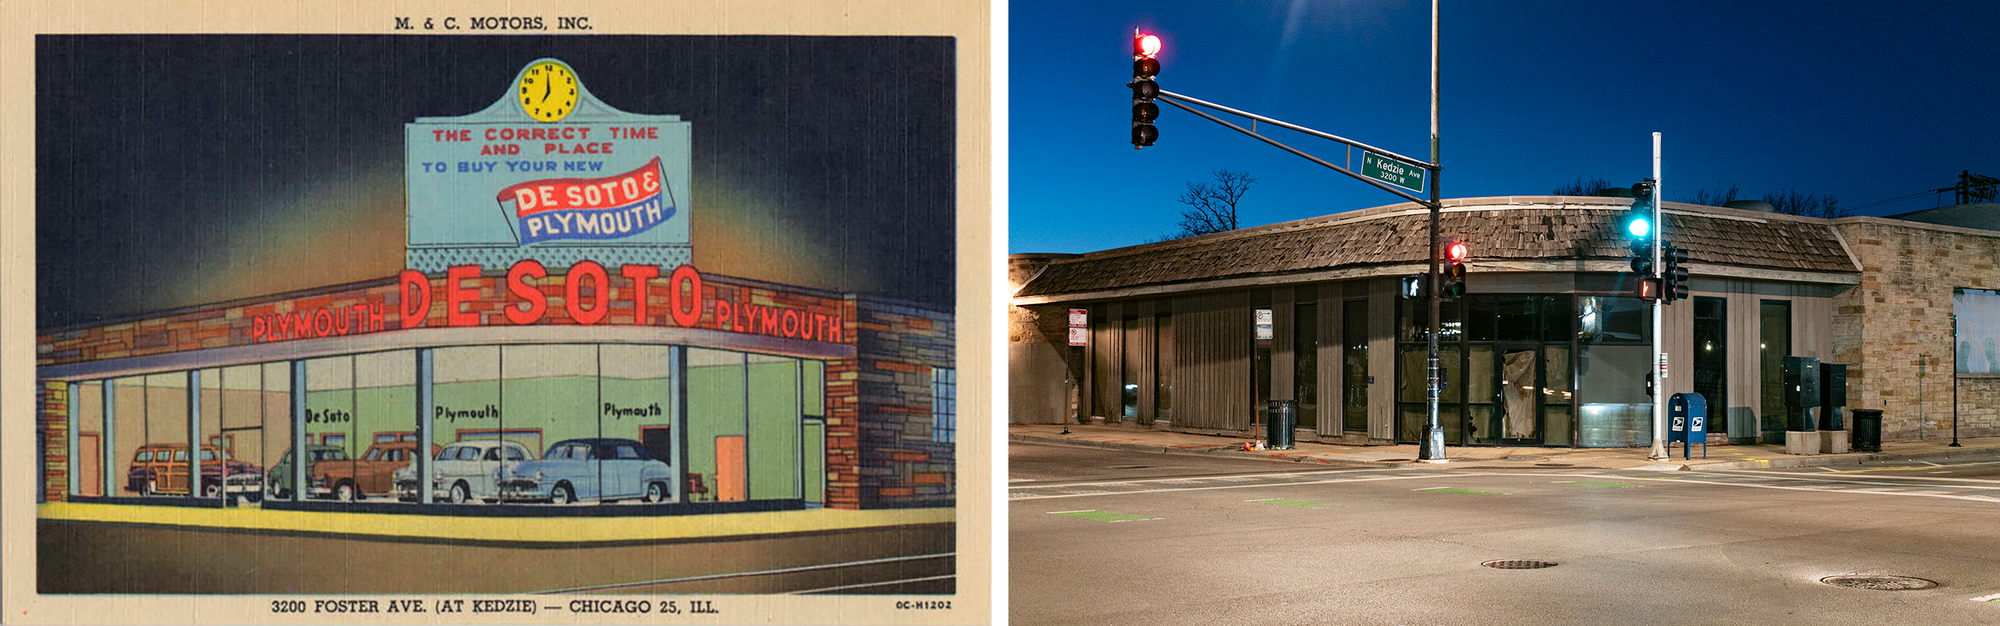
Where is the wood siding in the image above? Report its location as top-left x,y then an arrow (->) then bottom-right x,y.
1171,291 -> 1253,431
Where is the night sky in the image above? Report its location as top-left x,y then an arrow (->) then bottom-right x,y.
37,35 -> 955,329
1011,0 -> 2000,253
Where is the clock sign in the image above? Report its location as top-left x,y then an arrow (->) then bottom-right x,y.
519,60 -> 579,122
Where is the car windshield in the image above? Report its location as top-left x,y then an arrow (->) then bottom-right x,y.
313,450 -> 347,461
136,451 -> 153,462
200,450 -> 218,462
504,447 -> 527,461
615,445 -> 643,460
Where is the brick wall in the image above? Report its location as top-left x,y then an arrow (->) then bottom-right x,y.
1833,219 -> 2000,441
853,297 -> 956,508
1008,254 -> 1080,425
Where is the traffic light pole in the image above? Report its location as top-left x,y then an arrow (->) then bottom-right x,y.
1138,0 -> 1447,460
1648,132 -> 1669,461
1420,0 -> 1447,463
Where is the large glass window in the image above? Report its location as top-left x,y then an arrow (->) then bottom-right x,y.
140,372 -> 191,497
1693,297 -> 1728,438
1295,302 -> 1318,430
74,381 -> 105,498
1954,288 -> 2000,372
1120,316 -> 1138,420
303,356 -> 356,499
1577,296 -> 1654,447
1760,300 -> 1792,441
687,348 -> 747,502
1343,299 -> 1368,433
111,376 -> 147,497
502,345 -> 597,468
1155,313 -> 1173,424
749,355 -> 802,500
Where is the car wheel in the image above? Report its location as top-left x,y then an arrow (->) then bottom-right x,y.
645,482 -> 666,503
336,482 -> 358,502
142,480 -> 157,497
204,482 -> 222,499
552,483 -> 576,504
451,482 -> 472,504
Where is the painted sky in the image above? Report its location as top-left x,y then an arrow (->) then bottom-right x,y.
37,35 -> 955,329
1010,0 -> 2000,253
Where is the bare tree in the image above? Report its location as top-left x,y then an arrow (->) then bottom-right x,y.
1553,176 -> 1617,197
1167,169 -> 1259,238
1685,183 -> 1741,207
1764,187 -> 1845,218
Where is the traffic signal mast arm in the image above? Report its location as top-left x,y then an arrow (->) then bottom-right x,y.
1152,89 -> 1438,208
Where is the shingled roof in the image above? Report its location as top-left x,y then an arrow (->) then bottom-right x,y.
1015,196 -> 1859,299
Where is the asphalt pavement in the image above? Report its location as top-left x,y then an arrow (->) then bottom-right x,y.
1010,440 -> 2000,626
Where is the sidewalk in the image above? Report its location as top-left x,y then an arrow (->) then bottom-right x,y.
1010,423 -> 2000,471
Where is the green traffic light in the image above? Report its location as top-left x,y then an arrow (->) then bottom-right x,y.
1627,216 -> 1651,239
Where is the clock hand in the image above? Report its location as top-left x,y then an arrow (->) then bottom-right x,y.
542,79 -> 550,102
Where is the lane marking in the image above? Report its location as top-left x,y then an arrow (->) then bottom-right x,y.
1014,467 -> 1414,490
1416,487 -> 1500,495
1712,469 -> 2000,485
1010,472 -> 1449,500
1249,498 -> 1333,508
1554,481 -> 1633,487
1973,592 -> 2000,603
1053,510 -> 1156,522
1012,471 -> 2000,504
1009,478 -> 1037,483
1920,461 -> 1943,467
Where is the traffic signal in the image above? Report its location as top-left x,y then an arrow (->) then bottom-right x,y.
1628,178 -> 1657,300
1662,244 -> 1690,302
1399,274 -> 1424,299
1130,30 -> 1162,148
1439,240 -> 1469,300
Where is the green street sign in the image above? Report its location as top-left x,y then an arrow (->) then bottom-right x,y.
1361,152 -> 1426,193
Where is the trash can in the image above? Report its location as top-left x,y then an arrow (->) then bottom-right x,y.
1851,409 -> 1883,453
1267,400 -> 1297,450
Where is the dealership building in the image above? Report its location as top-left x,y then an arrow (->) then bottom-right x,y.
1010,196 -> 2000,448
35,59 -> 956,512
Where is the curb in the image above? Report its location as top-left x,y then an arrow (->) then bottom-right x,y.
1012,432 -> 2000,473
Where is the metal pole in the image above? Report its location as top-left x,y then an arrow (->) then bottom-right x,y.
1648,132 -> 1668,461
1952,314 -> 1962,447
1419,0 -> 1447,462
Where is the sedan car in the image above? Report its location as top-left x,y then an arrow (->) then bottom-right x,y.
394,439 -> 533,503
126,443 -> 264,502
497,438 -> 673,504
267,444 -> 346,500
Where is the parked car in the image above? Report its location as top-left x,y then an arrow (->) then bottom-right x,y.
498,438 -> 674,504
266,444 -> 347,500
394,439 -> 534,503
125,443 -> 264,501
313,440 -> 442,501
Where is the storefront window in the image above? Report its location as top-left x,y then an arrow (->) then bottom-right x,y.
261,362 -> 295,501
140,372 -> 190,497
112,376 -> 146,497
601,344 -> 677,475
687,348 -> 747,502
303,356 -> 356,499
74,381 -> 106,498
748,354 -> 801,500
1577,296 -> 1653,447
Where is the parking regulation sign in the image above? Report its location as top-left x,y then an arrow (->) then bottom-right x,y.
1068,308 -> 1088,346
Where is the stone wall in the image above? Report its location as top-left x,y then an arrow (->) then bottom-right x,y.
40,382 -> 68,502
853,297 -> 957,508
1008,254 -> 1080,424
1832,219 -> 2000,441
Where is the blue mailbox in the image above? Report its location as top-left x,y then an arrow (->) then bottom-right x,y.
1669,392 -> 1708,460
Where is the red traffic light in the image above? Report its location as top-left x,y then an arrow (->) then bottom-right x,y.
1446,241 -> 1470,262
1136,33 -> 1162,58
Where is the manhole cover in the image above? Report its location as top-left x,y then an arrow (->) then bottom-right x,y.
1482,559 -> 1557,570
1821,576 -> 1938,591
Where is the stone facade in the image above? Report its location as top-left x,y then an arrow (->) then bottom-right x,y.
1009,254 -> 1079,425
1832,218 -> 2000,441
853,297 -> 958,508
40,382 -> 69,502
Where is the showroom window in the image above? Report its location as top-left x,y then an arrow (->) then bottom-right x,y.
932,367 -> 957,444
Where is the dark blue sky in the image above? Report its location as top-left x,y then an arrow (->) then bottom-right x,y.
1009,0 -> 2000,253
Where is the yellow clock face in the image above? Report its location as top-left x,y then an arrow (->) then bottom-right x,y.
519,61 -> 578,122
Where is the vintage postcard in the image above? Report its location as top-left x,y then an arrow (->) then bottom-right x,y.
2,2 -> 992,624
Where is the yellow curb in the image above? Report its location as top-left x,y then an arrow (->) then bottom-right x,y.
39,502 -> 953,544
